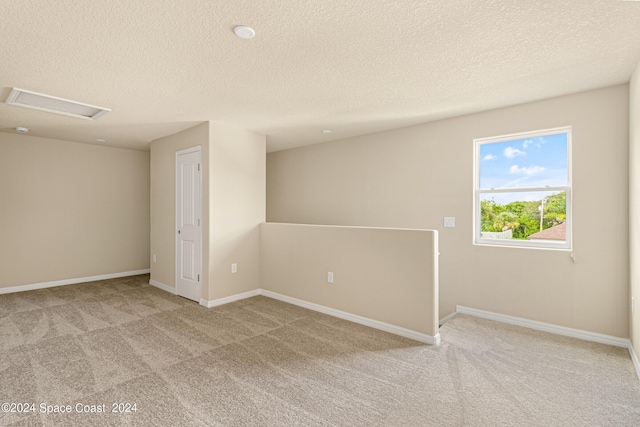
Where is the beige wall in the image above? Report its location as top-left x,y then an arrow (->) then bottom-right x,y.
630,64 -> 640,355
0,133 -> 150,287
267,85 -> 630,338
208,123 -> 266,300
150,122 -> 210,294
261,223 -> 439,336
150,121 -> 265,301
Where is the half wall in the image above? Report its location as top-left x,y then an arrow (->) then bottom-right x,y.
260,223 -> 439,341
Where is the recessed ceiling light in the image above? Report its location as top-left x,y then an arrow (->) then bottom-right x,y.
233,25 -> 255,39
96,138 -> 106,143
16,127 -> 29,133
322,129 -> 332,134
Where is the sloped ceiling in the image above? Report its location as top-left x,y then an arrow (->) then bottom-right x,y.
1,0 -> 640,152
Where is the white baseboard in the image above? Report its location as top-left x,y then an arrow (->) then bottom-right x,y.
199,289 -> 260,308
149,279 -> 177,295
439,311 -> 457,326
629,345 -> 640,381
188,287 -> 440,345
261,289 -> 440,345
0,269 -> 151,295
456,305 -> 630,348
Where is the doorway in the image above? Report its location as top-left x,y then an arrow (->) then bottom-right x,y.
176,146 -> 202,302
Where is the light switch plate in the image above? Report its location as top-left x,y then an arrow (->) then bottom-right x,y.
444,217 -> 455,227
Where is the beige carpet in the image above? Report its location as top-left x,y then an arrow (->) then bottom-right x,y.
1,274 -> 640,426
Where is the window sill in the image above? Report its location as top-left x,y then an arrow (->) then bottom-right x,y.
474,239 -> 571,251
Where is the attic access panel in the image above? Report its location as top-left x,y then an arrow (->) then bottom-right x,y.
5,88 -> 110,120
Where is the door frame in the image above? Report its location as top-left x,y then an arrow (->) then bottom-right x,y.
175,145 -> 203,302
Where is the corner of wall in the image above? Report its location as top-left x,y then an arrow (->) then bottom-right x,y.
630,61 -> 640,368
207,123 -> 266,300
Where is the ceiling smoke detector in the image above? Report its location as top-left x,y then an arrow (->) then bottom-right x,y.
5,88 -> 110,120
233,25 -> 256,39
16,127 -> 29,133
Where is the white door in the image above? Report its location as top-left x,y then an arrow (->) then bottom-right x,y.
176,147 -> 202,302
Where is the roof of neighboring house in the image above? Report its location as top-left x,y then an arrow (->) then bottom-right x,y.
527,222 -> 566,241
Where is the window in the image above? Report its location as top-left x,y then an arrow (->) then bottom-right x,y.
474,127 -> 571,249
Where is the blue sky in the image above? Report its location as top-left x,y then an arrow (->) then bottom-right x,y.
479,132 -> 568,204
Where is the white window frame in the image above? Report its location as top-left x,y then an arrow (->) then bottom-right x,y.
473,126 -> 572,250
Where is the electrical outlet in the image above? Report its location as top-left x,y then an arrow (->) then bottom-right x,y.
327,272 -> 334,283
231,263 -> 237,274
153,254 -> 157,263
444,217 -> 455,227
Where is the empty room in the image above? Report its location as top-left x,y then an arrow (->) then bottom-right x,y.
2,1 -> 640,426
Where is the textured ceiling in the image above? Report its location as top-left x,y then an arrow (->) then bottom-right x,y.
1,0 -> 640,152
